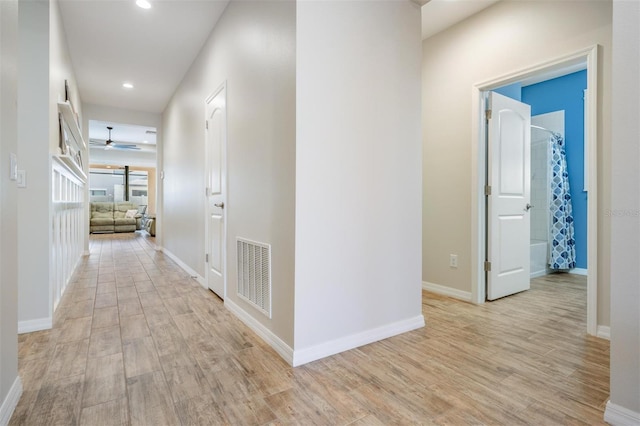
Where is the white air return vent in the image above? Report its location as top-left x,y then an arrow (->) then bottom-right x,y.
236,238 -> 271,318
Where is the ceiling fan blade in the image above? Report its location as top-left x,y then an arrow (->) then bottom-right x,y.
112,145 -> 141,150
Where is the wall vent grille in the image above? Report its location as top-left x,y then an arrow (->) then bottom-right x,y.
236,238 -> 271,318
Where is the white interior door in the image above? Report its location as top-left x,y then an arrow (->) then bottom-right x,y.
205,85 -> 226,299
487,91 -> 531,300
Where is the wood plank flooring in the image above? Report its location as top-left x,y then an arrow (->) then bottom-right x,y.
11,233 -> 609,425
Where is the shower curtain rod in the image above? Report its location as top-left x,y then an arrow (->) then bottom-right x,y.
531,124 -> 554,133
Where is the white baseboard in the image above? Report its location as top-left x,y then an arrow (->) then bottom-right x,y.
530,270 -> 548,279
194,276 -> 206,289
18,317 -> 52,334
596,325 -> 611,340
422,281 -> 472,302
604,400 -> 640,426
224,298 -> 294,365
292,315 -> 425,367
159,248 -> 205,287
0,376 -> 22,426
569,267 -> 588,276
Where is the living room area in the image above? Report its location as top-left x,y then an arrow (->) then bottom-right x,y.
88,120 -> 157,237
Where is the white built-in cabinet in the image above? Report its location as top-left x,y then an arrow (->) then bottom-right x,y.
52,101 -> 86,310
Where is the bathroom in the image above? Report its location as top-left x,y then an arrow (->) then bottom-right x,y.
496,69 -> 588,278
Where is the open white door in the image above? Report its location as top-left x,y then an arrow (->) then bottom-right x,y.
487,92 -> 531,300
205,85 -> 226,299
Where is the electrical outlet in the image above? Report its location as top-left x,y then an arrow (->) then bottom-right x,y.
449,254 -> 458,268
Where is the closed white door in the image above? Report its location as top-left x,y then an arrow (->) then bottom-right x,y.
487,92 -> 531,300
205,85 -> 226,299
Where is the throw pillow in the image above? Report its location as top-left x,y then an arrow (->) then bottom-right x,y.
125,209 -> 138,219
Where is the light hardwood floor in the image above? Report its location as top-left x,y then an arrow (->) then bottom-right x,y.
11,233 -> 609,425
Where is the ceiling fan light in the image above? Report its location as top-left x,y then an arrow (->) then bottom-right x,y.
136,0 -> 151,9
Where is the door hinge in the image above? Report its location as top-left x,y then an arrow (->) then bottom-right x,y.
484,185 -> 492,196
205,187 -> 209,197
485,109 -> 492,120
484,261 -> 492,272
206,253 -> 209,263
205,120 -> 209,130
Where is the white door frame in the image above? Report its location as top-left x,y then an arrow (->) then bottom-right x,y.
204,82 -> 228,298
470,45 -> 599,336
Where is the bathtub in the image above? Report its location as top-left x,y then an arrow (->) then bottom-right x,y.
530,239 -> 549,278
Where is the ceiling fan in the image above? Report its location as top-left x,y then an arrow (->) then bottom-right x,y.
89,126 -> 141,150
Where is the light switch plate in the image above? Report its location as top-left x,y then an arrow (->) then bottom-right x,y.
9,153 -> 17,180
17,170 -> 26,188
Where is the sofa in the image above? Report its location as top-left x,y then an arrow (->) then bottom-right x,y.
90,202 -> 143,233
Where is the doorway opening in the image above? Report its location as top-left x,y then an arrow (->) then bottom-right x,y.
87,120 -> 158,236
471,46 -> 599,336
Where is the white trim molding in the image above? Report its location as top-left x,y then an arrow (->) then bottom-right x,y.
18,317 -> 52,334
292,315 -> 425,367
159,248 -> 206,288
596,325 -> 610,340
225,298 -> 294,365
604,401 -> 640,426
570,267 -> 588,276
422,281 -> 472,303
0,376 -> 22,426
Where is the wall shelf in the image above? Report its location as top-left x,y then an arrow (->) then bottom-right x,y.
53,154 -> 87,183
57,101 -> 86,151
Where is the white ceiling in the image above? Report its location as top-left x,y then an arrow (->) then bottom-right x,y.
58,0 -> 230,114
58,0 -> 496,120
421,0 -> 500,40
88,120 -> 157,167
89,120 -> 156,146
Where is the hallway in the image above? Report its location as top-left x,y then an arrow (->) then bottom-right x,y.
11,233 -> 609,425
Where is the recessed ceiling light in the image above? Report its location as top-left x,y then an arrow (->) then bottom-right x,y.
143,140 -> 149,144
136,0 -> 151,9
122,82 -> 134,89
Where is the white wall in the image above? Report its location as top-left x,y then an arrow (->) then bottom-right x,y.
162,1 -> 296,346
607,0 -> 640,421
17,0 -> 52,329
81,103 -> 161,165
0,0 -> 20,420
294,1 -> 424,363
421,0 -> 612,326
88,148 -> 156,169
17,0 -> 85,331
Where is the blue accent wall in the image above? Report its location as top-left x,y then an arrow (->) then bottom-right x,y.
522,70 -> 587,269
494,82 -> 522,101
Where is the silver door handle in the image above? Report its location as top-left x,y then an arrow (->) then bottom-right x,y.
525,203 -> 534,211
214,202 -> 224,209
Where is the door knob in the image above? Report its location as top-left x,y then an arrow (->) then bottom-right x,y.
214,202 -> 224,209
525,203 -> 534,211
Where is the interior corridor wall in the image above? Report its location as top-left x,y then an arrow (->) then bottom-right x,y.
295,1 -> 423,363
17,0 -> 84,331
17,0 -> 51,329
0,0 -> 20,419
608,0 -> 640,420
421,0 -> 612,326
162,1 -> 296,347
